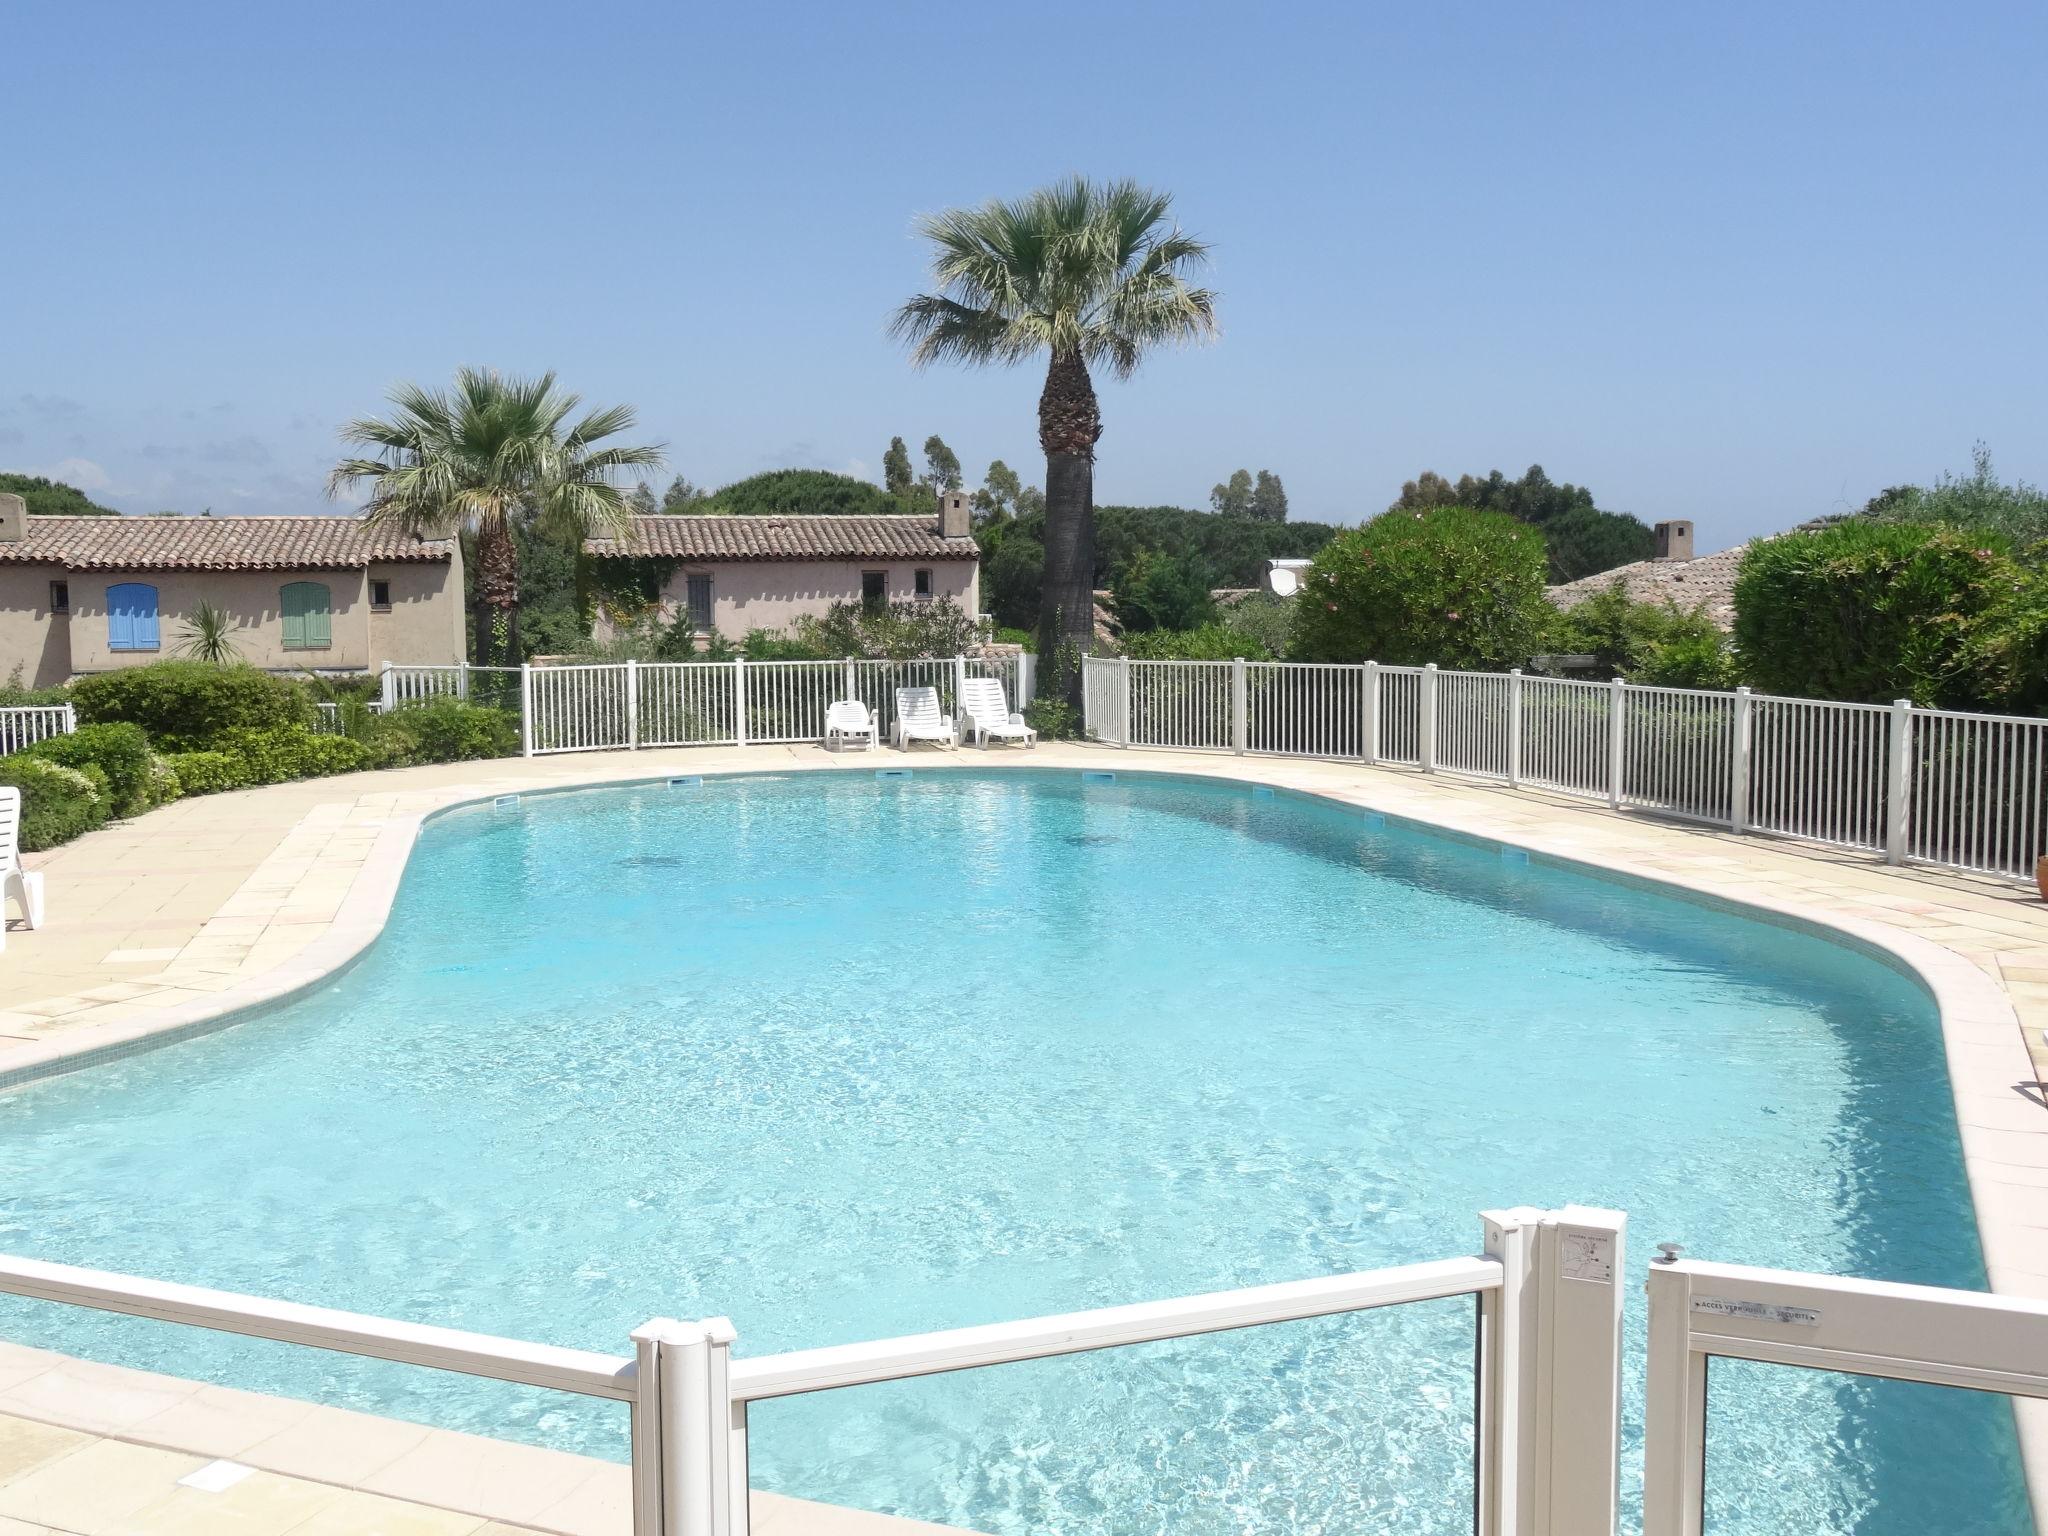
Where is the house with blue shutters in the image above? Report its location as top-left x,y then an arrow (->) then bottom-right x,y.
0,495 -> 464,688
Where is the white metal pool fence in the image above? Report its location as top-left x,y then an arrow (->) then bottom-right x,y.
0,703 -> 74,754
381,655 -> 1035,757
1084,655 -> 2048,883
2,1207 -> 2043,1535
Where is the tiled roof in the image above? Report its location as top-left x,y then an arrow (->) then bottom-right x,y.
0,515 -> 455,570
585,515 -> 978,563
1547,543 -> 1752,630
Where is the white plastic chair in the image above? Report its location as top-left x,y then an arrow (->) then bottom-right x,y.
0,787 -> 44,950
959,677 -> 1037,749
824,699 -> 879,752
893,686 -> 958,751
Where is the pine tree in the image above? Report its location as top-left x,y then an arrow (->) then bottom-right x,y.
660,475 -> 706,511
883,437 -> 915,498
1250,470 -> 1288,523
1210,468 -> 1253,517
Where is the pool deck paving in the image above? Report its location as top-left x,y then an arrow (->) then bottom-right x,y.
3,739 -> 2048,1527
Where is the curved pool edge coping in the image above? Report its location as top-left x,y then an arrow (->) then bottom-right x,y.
4,749 -> 2045,1522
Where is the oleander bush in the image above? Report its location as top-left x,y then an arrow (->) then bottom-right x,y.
21,721 -> 158,817
0,755 -> 109,850
162,750 -> 251,796
71,660 -> 315,748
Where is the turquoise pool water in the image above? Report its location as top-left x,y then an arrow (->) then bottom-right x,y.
0,770 -> 2024,1533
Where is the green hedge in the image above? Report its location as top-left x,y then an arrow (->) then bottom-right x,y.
71,661 -> 314,749
207,727 -> 374,785
368,700 -> 520,764
0,756 -> 109,850
22,722 -> 157,817
164,750 -> 248,796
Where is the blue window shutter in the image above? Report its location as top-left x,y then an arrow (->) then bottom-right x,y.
107,583 -> 158,651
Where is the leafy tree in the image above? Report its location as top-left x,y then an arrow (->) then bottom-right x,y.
0,472 -> 118,516
660,475 -> 708,511
1250,470 -> 1288,523
788,597 -> 980,659
1289,506 -> 1551,668
1732,520 -> 2023,705
883,437 -> 915,499
1210,469 -> 1253,517
1122,621 -> 1276,661
1859,443 -> 2048,548
1390,464 -> 1653,582
921,435 -> 962,492
973,459 -> 1026,524
978,524 -> 1045,632
626,482 -> 658,516
704,468 -> 901,517
330,368 -> 663,664
1112,548 -> 1216,633
893,176 -> 1218,697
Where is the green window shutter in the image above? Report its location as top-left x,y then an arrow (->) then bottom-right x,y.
281,581 -> 331,649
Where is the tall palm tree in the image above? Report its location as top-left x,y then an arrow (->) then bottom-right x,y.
892,177 -> 1218,690
328,368 -> 665,663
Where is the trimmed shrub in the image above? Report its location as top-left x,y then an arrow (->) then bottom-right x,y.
145,753 -> 183,808
378,700 -> 520,764
1289,506 -> 1551,668
1024,696 -> 1083,740
22,722 -> 156,817
71,661 -> 314,748
164,750 -> 251,796
0,756 -> 108,850
1732,521 -> 2021,705
209,726 -> 373,785
1122,622 -> 1276,661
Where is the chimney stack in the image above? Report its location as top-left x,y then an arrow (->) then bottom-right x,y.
937,489 -> 971,539
1654,520 -> 1693,561
0,493 -> 24,543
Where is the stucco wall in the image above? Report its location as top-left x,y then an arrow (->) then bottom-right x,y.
0,566 -> 74,689
652,558 -> 979,638
0,558 -> 464,678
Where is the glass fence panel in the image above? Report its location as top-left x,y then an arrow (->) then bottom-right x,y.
745,1294 -> 1478,1536
0,1295 -> 632,1534
1701,1356 -> 2029,1536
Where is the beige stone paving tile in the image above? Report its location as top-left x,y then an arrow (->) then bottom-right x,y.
524,1464 -> 629,1536
358,1432 -> 600,1527
0,1517 -> 61,1536
240,1407 -> 434,1489
0,1359 -> 203,1441
125,1384 -> 318,1461
0,1416 -> 91,1485
281,1489 -> 488,1536
0,1439 -> 205,1531
109,1466 -> 342,1536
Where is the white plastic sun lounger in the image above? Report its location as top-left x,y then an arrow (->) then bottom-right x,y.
824,699 -> 879,752
960,677 -> 1037,749
893,686 -> 958,751
0,787 -> 45,952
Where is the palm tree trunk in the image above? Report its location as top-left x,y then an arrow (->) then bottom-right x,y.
475,513 -> 522,665
1036,349 -> 1102,704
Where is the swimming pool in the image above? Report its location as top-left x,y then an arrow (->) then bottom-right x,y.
0,770 -> 2025,1532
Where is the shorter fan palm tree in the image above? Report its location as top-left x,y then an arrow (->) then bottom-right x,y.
892,177 -> 1218,688
328,369 -> 665,663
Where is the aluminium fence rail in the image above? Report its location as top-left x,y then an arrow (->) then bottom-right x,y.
1083,655 -> 2048,883
0,703 -> 74,754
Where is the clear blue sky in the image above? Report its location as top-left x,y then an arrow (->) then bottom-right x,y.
5,1 -> 2043,552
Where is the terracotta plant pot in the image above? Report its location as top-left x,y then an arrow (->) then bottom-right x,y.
2038,855 -> 2048,902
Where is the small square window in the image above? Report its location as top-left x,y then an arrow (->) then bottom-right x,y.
913,568 -> 932,601
862,570 -> 887,609
370,579 -> 392,610
48,580 -> 69,614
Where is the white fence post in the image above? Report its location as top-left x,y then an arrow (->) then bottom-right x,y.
1607,677 -> 1627,810
843,657 -> 856,703
1363,661 -> 1380,765
629,1319 -> 677,1536
1420,664 -> 1438,773
1019,652 -> 1036,708
1729,686 -> 1753,834
458,661 -> 471,702
1480,1206 -> 1626,1536
1232,658 -> 1247,755
734,658 -> 748,748
707,1320 -> 743,1536
380,665 -> 397,713
1119,656 -> 1132,750
626,659 -> 640,751
1885,697 -> 1913,864
1507,669 -> 1523,789
657,1323 -> 715,1536
1642,1262 -> 1707,1536
62,702 -> 76,734
518,664 -> 534,758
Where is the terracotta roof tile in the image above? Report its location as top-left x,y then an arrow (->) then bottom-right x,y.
0,515 -> 455,571
585,515 -> 979,563
1547,543 -> 1752,630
